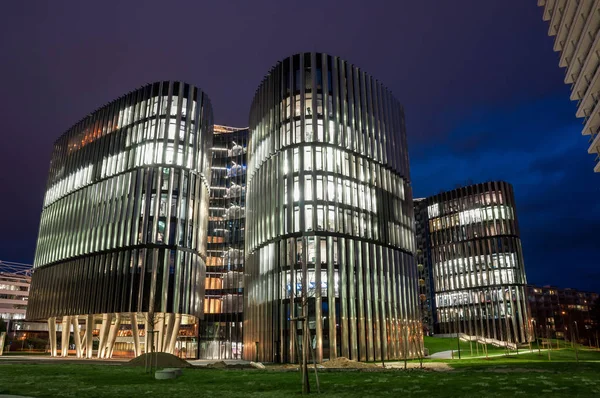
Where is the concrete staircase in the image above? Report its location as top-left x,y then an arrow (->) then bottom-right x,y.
435,333 -> 517,350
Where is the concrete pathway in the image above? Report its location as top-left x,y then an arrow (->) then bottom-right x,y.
429,350 -> 454,359
428,348 -> 553,360
0,355 -> 127,365
188,359 -> 250,367
0,395 -> 36,398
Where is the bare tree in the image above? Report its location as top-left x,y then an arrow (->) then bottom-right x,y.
141,311 -> 162,374
290,258 -> 320,395
410,323 -> 424,368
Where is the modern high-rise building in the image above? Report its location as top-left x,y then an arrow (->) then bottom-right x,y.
27,81 -> 213,358
417,181 -> 531,344
413,199 -> 435,335
199,125 -> 248,359
244,52 -> 420,363
537,0 -> 600,172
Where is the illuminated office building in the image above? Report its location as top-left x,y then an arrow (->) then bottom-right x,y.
199,125 -> 248,359
244,52 -> 420,363
422,181 -> 531,343
537,0 -> 600,172
28,81 -> 213,358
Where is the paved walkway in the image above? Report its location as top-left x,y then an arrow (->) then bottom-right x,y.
188,359 -> 250,367
0,355 -> 127,365
0,395 -> 36,398
0,355 -> 252,367
427,348 -> 553,360
429,350 -> 454,359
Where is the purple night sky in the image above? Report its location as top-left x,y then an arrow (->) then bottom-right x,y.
0,1 -> 598,291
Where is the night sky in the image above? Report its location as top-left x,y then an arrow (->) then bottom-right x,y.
1,1 -> 598,292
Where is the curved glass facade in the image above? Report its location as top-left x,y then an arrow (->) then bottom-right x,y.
28,81 -> 213,357
244,53 -> 420,363
427,181 -> 531,343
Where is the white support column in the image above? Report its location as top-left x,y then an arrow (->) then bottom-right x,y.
156,313 -> 165,353
61,316 -> 70,357
71,316 -> 82,358
98,313 -> 112,359
106,313 -> 122,359
144,315 -> 150,354
167,314 -> 182,355
163,313 -> 174,352
47,317 -> 57,357
131,313 -> 140,357
85,315 -> 94,359
0,332 -> 6,356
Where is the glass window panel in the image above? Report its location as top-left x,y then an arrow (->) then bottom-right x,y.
305,121 -> 313,142
293,148 -> 299,172
293,177 -> 300,202
328,208 -> 335,232
294,206 -> 300,232
316,205 -> 324,231
315,147 -> 322,170
305,176 -> 313,201
307,237 -> 316,264
304,147 -> 312,171
327,177 -> 335,201
306,205 -> 313,231
316,176 -> 323,200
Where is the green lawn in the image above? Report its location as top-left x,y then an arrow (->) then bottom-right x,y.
1,349 -> 599,397
424,336 -> 508,357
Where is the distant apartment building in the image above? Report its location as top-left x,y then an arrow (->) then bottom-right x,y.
0,261 -> 30,323
0,261 -> 49,352
0,261 -> 31,323
537,0 -> 600,172
527,284 -> 598,343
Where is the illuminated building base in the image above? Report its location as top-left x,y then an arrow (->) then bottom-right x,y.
45,312 -> 197,359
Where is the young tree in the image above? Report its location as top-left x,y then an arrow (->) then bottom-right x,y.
591,297 -> 600,348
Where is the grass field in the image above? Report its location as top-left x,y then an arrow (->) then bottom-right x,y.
424,336 -> 509,357
1,348 -> 599,397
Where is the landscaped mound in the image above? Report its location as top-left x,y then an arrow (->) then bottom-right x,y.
206,361 -> 228,369
125,352 -> 192,368
321,357 -> 378,369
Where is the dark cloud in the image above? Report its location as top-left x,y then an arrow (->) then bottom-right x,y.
0,0 -> 597,292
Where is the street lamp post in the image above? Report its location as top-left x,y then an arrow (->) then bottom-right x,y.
454,309 -> 461,360
533,319 -> 540,355
574,321 -> 580,363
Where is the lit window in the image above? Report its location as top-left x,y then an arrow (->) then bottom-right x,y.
305,176 -> 313,201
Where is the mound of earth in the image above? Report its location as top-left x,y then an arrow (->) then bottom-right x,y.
321,357 -> 377,369
206,361 -> 228,369
125,352 -> 192,368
